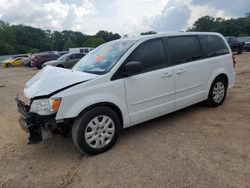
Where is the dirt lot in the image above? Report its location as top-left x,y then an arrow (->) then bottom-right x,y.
0,53 -> 250,188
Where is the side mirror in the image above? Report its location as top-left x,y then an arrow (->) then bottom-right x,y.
66,58 -> 70,61
123,61 -> 143,76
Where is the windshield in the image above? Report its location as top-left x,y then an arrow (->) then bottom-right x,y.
72,39 -> 137,74
58,53 -> 69,61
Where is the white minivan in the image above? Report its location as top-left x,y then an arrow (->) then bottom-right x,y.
16,32 -> 236,154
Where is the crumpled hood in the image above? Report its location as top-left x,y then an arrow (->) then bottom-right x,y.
24,65 -> 98,99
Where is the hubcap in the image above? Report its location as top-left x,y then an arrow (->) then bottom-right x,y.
85,115 -> 115,149
212,82 -> 225,103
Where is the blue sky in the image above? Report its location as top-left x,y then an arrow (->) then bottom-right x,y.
0,0 -> 249,35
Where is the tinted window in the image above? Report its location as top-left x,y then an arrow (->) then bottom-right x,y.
41,55 -> 47,58
167,36 -> 203,65
76,53 -> 85,58
69,54 -> 76,59
52,54 -> 59,58
126,39 -> 167,73
202,35 -> 229,57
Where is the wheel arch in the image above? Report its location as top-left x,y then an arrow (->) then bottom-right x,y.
56,64 -> 64,68
77,102 -> 124,128
206,69 -> 229,98
217,73 -> 228,88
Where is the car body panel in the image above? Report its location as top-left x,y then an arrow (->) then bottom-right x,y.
21,32 -> 235,130
23,65 -> 98,99
1,57 -> 26,67
43,53 -> 84,69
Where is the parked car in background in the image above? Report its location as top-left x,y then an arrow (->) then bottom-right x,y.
1,54 -> 29,68
30,52 -> 59,69
23,54 -> 35,67
225,36 -> 244,54
243,41 -> 250,51
42,53 -> 85,68
69,47 -> 94,54
16,32 -> 236,155
56,51 -> 68,57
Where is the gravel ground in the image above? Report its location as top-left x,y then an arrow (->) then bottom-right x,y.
0,53 -> 250,188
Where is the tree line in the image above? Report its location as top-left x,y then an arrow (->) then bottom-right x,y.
0,13 -> 250,55
0,21 -> 121,55
188,13 -> 250,36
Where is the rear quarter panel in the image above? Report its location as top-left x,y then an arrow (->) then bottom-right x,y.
205,53 -> 236,98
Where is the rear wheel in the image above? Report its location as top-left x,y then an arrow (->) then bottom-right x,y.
206,76 -> 227,107
72,106 -> 121,155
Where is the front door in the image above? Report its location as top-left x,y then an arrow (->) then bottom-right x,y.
123,39 -> 175,123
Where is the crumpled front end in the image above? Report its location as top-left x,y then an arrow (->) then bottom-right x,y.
16,97 -> 56,144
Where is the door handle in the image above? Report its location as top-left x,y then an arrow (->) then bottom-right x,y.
176,69 -> 186,75
162,72 -> 173,78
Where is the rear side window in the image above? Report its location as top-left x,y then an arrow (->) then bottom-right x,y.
201,35 -> 229,57
69,54 -> 76,59
126,39 -> 167,73
167,36 -> 203,65
76,53 -> 85,58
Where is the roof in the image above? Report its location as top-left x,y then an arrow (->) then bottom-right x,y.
117,32 -> 224,43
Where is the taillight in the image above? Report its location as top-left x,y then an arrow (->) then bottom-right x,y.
232,55 -> 236,68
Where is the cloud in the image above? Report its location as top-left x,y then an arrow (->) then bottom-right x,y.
152,0 -> 191,32
0,0 -> 249,35
191,0 -> 250,17
0,0 -> 96,31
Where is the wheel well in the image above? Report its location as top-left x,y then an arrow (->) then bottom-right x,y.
79,102 -> 124,128
216,74 -> 228,88
56,64 -> 64,68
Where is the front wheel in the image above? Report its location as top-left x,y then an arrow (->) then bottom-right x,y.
206,77 -> 227,107
6,63 -> 13,68
72,106 -> 121,155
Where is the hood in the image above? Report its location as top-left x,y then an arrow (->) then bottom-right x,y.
24,65 -> 98,99
2,59 -> 11,64
44,60 -> 60,66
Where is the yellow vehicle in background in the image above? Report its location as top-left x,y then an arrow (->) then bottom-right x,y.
1,54 -> 29,68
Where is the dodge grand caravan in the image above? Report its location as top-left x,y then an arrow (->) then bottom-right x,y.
16,32 -> 236,155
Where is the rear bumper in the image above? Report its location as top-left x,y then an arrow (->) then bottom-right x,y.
15,97 -> 56,144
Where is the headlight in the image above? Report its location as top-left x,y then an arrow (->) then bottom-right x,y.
30,98 -> 61,115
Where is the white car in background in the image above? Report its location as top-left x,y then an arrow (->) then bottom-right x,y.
16,32 -> 236,155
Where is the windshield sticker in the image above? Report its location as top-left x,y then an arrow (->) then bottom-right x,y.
95,54 -> 105,62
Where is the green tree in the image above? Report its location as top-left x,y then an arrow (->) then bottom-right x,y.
189,14 -> 250,36
140,31 -> 157,35
95,30 -> 121,42
85,37 -> 105,47
64,38 -> 76,50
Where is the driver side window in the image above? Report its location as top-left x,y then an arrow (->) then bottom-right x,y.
125,39 -> 167,74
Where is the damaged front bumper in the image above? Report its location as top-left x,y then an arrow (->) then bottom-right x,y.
15,97 -> 57,144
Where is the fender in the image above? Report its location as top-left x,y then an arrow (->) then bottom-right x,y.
205,68 -> 229,98
55,93 -> 130,128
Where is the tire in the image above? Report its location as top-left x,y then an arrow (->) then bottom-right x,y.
56,64 -> 64,68
237,45 -> 243,54
6,63 -> 13,68
72,106 -> 121,155
206,76 -> 227,107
